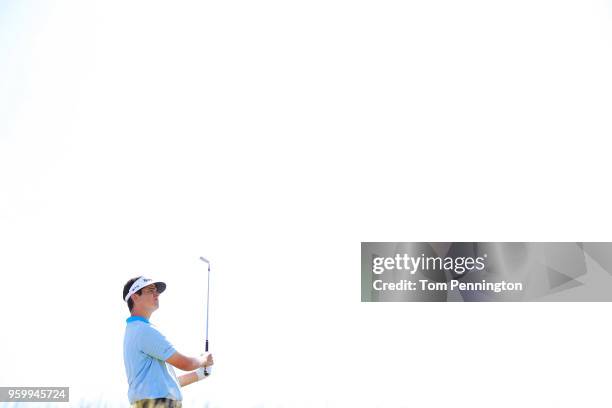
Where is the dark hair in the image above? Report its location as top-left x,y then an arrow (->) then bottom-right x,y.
123,276 -> 144,311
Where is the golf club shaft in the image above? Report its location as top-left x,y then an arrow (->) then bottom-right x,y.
200,256 -> 212,376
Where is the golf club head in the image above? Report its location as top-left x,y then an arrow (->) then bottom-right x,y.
200,256 -> 210,271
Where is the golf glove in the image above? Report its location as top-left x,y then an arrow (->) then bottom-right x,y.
195,367 -> 210,380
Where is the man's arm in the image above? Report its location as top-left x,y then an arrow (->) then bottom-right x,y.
177,371 -> 201,387
166,351 -> 214,371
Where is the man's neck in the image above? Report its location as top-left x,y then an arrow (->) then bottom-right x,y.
131,310 -> 152,320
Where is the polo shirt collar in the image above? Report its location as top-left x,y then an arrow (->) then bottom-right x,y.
126,316 -> 150,324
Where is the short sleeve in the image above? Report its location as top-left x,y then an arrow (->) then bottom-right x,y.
139,325 -> 177,361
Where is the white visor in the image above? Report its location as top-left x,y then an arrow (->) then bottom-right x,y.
124,277 -> 167,302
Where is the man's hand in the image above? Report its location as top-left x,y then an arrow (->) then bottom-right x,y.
195,353 -> 214,381
200,352 -> 214,368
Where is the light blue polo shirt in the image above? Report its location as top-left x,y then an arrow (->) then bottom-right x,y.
123,316 -> 183,404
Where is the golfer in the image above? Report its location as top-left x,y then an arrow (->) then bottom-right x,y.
123,276 -> 214,408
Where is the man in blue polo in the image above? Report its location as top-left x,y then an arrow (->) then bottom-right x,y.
123,276 -> 214,408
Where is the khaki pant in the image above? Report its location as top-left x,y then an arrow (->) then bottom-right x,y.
132,398 -> 182,408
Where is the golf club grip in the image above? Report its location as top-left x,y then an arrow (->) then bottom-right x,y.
204,340 -> 211,376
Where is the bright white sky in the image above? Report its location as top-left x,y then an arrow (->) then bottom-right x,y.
1,1 -> 612,407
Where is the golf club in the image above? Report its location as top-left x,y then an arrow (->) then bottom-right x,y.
199,256 -> 212,376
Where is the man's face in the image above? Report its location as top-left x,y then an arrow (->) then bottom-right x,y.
134,283 -> 160,311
